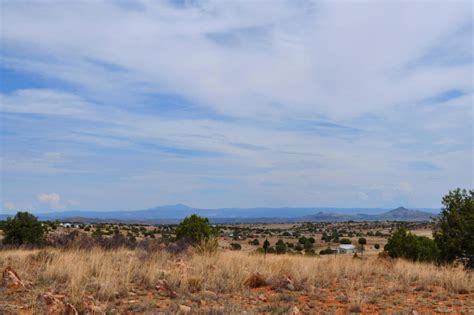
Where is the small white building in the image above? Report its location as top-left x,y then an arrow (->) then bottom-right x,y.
337,244 -> 356,254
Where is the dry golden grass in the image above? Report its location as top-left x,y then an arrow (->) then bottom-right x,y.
1,248 -> 473,314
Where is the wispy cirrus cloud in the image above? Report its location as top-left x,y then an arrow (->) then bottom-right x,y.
0,0 -> 472,211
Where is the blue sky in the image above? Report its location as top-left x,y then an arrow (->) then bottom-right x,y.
0,0 -> 472,212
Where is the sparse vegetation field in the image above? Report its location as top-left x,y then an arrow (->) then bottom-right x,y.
2,189 -> 473,314
1,232 -> 473,314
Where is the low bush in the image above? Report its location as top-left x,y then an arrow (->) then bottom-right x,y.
340,238 -> 352,244
275,239 -> 287,254
250,238 -> 259,246
384,228 -> 439,263
319,248 -> 334,255
2,212 -> 45,247
230,243 -> 242,250
175,214 -> 218,244
303,239 -> 314,250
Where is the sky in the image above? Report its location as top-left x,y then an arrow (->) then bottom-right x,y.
0,0 -> 472,213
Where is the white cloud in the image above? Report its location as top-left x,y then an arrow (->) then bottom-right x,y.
0,1 -> 471,209
37,193 -> 63,209
1,1 -> 471,120
0,89 -> 102,118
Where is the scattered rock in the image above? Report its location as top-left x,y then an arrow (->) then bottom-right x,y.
2,266 -> 25,289
86,304 -> 105,315
42,292 -> 65,305
258,294 -> 267,302
412,311 -> 419,315
283,276 -> 295,291
178,304 -> 191,314
156,279 -> 168,288
155,279 -> 177,298
272,274 -> 295,291
201,290 -> 218,300
288,305 -> 302,315
41,292 -> 66,314
41,293 -> 83,315
82,295 -> 106,314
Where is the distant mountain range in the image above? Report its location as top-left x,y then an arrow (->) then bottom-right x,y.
297,207 -> 437,222
0,205 -> 438,224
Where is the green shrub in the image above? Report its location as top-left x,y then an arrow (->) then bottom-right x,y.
275,239 -> 287,254
374,243 -> 380,250
2,212 -> 45,246
319,247 -> 333,255
384,228 -> 439,263
304,239 -> 314,250
230,243 -> 242,250
340,238 -> 352,244
434,188 -> 474,269
175,214 -> 217,244
92,228 -> 103,238
250,238 -> 259,246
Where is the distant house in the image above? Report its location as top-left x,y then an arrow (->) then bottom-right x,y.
337,244 -> 356,254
